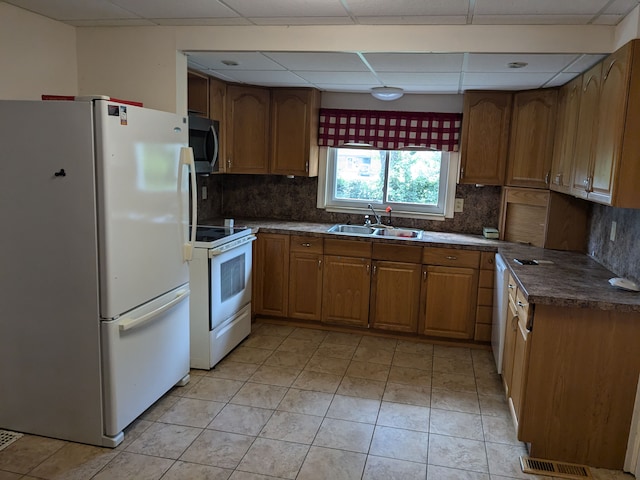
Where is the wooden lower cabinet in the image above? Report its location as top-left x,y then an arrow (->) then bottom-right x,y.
370,261 -> 421,333
421,265 -> 478,339
321,255 -> 371,327
254,233 -> 289,317
288,236 -> 323,321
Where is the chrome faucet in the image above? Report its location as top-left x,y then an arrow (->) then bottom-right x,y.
367,204 -> 382,225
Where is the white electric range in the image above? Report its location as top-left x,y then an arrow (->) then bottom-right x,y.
189,225 -> 256,369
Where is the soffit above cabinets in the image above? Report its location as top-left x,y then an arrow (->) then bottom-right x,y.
5,0 -> 637,92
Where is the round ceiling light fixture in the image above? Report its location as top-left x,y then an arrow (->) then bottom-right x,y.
371,86 -> 404,101
508,61 -> 528,69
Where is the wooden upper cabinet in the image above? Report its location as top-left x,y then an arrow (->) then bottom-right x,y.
459,91 -> 512,185
187,70 -> 209,117
591,43 -> 632,205
571,63 -> 601,199
506,88 -> 558,189
550,76 -> 581,194
225,85 -> 270,174
270,88 -> 320,177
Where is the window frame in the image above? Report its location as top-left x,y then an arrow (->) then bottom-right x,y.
317,145 -> 458,221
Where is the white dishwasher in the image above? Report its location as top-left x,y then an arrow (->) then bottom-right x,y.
492,253 -> 509,374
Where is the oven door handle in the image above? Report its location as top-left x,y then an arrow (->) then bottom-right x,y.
208,235 -> 256,257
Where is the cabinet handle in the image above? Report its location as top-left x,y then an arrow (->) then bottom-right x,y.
305,161 -> 309,172
545,170 -> 550,185
445,255 -> 457,260
227,157 -> 232,169
366,264 -> 370,275
554,173 -> 562,185
318,259 -> 322,270
301,243 -> 311,247
373,265 -> 377,276
423,270 -> 427,281
460,166 -> 465,179
508,283 -> 515,290
517,301 -> 525,308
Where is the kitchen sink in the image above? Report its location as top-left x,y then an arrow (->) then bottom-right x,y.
327,224 -> 423,239
327,224 -> 379,235
373,228 -> 423,239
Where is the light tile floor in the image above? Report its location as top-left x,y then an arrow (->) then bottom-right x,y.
0,322 -> 635,480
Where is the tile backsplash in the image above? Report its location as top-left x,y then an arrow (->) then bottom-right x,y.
588,204 -> 640,284
198,174 -> 501,236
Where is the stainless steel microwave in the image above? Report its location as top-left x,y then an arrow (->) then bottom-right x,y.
188,115 -> 219,174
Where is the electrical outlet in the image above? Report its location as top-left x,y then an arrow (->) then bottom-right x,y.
201,186 -> 207,200
610,221 -> 617,241
454,198 -> 464,212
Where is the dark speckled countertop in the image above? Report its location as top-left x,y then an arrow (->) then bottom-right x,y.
201,218 -> 640,313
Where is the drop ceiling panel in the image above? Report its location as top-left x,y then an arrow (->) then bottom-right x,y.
466,53 -> 579,73
564,54 -> 607,72
605,0 -> 640,14
358,15 -> 467,25
222,0 -> 349,18
186,52 -> 286,71
264,52 -> 369,72
215,70 -> 310,86
473,15 -> 597,24
544,72 -> 581,87
463,72 -> 556,89
249,17 -> 355,25
376,72 -> 462,86
153,17 -> 252,26
109,0 -> 239,19
314,84 -> 380,92
473,0 -> 610,16
294,71 -> 380,84
5,0 -> 137,20
364,53 -> 464,72
344,0 -> 470,16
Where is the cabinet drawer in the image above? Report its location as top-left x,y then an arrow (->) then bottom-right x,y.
372,243 -> 422,263
515,288 -> 529,322
507,272 -> 518,302
290,235 -> 323,254
480,252 -> 496,270
324,239 -> 372,258
423,248 -> 480,268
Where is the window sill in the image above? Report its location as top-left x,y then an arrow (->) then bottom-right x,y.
323,205 -> 448,221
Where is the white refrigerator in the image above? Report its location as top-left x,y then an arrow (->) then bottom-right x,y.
0,97 -> 196,447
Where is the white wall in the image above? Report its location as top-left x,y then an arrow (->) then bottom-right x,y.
0,3 -> 77,100
76,27 -> 186,114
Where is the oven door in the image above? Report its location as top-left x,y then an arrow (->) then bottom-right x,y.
208,238 -> 254,330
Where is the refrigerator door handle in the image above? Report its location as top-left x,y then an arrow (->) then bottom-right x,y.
118,289 -> 190,332
179,147 -> 197,261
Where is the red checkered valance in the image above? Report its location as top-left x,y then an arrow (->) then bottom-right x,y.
318,108 -> 462,151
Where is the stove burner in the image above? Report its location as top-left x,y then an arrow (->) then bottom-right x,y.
193,225 -> 252,249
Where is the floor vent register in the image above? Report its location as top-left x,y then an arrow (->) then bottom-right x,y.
0,430 -> 23,452
520,456 -> 592,479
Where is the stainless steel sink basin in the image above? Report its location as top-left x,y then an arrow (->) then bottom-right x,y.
373,228 -> 423,239
327,224 -> 378,235
327,224 -> 423,239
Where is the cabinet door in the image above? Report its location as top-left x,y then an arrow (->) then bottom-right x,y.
322,255 -> 371,327
459,91 -> 512,185
506,89 -> 558,188
254,234 -> 289,317
550,76 -> 581,194
370,261 -> 421,333
571,63 -> 602,198
187,70 -> 209,116
288,251 -> 323,321
591,44 -> 632,205
225,85 -> 270,174
510,314 -> 530,428
270,88 -> 320,177
421,265 -> 478,339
